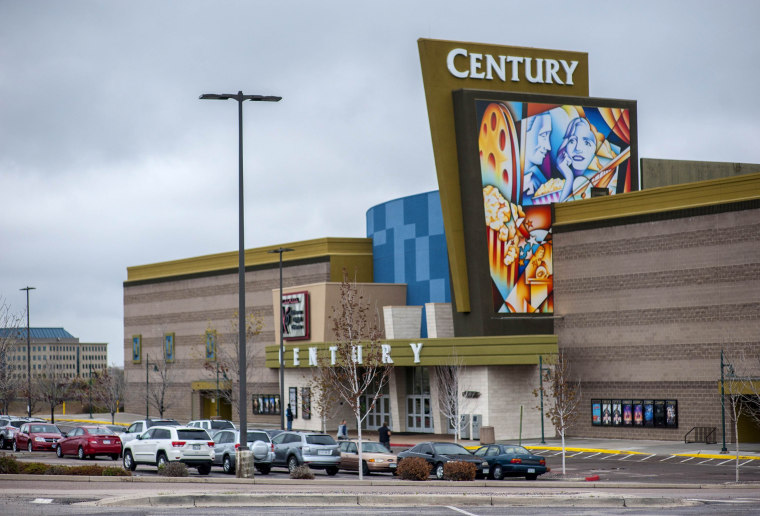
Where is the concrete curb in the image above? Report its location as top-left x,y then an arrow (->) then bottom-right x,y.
3,474 -> 759,489
90,492 -> 700,508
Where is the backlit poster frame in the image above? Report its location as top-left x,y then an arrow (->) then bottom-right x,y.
633,400 -> 643,427
289,387 -> 298,419
591,400 -> 602,426
612,400 -> 622,426
654,400 -> 666,427
643,400 -> 654,427
666,400 -> 678,428
282,291 -> 310,341
602,400 -> 612,426
622,400 -> 633,426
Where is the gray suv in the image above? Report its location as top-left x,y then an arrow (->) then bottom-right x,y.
0,417 -> 27,449
271,431 -> 340,475
211,428 -> 274,475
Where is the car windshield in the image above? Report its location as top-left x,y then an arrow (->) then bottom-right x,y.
10,421 -> 25,428
433,443 -> 470,455
361,442 -> 390,453
306,435 -> 336,445
86,427 -> 115,435
246,432 -> 269,443
147,420 -> 179,428
210,420 -> 234,430
30,424 -> 58,433
177,429 -> 210,441
507,446 -> 530,455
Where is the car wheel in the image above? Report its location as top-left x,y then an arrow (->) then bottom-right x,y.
526,473 -> 538,481
287,455 -> 299,473
12,440 -> 18,452
78,447 -> 86,460
435,462 -> 444,480
492,464 -> 504,480
326,466 -> 339,476
123,451 -> 136,471
256,464 -> 271,475
111,454 -> 119,461
361,461 -> 370,476
28,441 -> 33,453
0,436 -> 5,449
223,454 -> 234,474
156,452 -> 168,469
56,445 -> 64,458
197,463 -> 212,475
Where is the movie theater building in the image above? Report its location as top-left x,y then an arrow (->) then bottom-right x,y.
123,39 -> 760,441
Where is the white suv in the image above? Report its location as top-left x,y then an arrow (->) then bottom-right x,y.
122,425 -> 215,475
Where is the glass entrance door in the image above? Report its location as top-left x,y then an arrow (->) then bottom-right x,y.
406,395 -> 433,432
363,394 -> 391,430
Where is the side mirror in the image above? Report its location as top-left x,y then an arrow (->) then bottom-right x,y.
61,432 -> 67,438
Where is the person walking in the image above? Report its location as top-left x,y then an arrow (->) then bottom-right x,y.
337,419 -> 348,440
286,404 -> 293,431
378,420 -> 391,450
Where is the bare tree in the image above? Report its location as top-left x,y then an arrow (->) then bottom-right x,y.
36,360 -> 69,424
534,351 -> 580,475
0,299 -> 23,414
434,350 -> 474,442
148,352 -> 173,419
318,270 -> 393,480
722,350 -> 759,483
307,366 -> 341,434
202,313 -> 262,421
94,367 -> 126,424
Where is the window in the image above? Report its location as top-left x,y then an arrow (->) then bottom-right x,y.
177,429 -> 209,441
306,435 -> 336,445
154,429 -> 172,440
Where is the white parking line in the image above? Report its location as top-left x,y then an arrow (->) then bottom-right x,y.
716,459 -> 733,466
446,506 -> 480,516
600,454 -> 617,460
583,452 -> 601,459
680,457 -> 695,463
739,460 -> 754,467
639,454 -> 656,461
618,454 -> 633,461
568,452 -> 583,457
660,455 -> 676,462
697,458 -> 714,465
548,451 -> 564,457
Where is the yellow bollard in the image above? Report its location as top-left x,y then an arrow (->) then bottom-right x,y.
63,402 -> 66,415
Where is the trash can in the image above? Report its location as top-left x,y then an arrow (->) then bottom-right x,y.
480,425 -> 495,444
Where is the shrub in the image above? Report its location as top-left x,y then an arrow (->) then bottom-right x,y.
44,465 -> 71,475
103,466 -> 131,477
158,462 -> 189,477
443,461 -> 476,481
19,462 -> 50,475
397,457 -> 431,481
0,454 -> 20,474
67,465 -> 108,476
289,465 -> 314,479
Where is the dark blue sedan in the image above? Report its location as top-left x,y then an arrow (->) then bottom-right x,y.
472,444 -> 547,480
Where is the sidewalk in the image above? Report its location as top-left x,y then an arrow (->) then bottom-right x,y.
49,411 -> 760,460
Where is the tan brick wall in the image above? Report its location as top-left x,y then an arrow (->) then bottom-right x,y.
124,261 -> 331,422
553,208 -> 760,441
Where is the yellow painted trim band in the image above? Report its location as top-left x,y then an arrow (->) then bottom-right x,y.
55,418 -> 126,427
525,446 -> 646,455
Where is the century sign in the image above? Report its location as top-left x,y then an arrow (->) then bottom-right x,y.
418,38 -> 588,316
446,48 -> 580,85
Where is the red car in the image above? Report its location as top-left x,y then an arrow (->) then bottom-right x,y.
56,425 -> 122,460
13,422 -> 62,452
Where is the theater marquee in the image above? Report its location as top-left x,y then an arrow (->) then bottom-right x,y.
282,291 -> 310,340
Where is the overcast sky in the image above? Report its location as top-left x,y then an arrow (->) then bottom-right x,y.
1,1 -> 758,367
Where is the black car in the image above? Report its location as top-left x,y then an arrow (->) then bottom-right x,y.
472,444 -> 547,480
396,441 -> 489,480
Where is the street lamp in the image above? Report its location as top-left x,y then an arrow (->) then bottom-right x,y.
200,91 -> 281,451
20,286 -> 35,418
268,247 -> 294,430
539,355 -> 546,444
145,353 -> 157,420
720,350 -> 733,454
89,364 -> 93,419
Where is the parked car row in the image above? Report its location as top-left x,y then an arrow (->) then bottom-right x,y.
0,415 -> 547,479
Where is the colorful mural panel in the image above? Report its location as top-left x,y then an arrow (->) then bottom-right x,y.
477,98 -> 635,313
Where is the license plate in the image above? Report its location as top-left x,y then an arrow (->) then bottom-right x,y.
193,444 -> 200,450
317,449 -> 331,455
527,468 -> 535,473
483,468 -> 489,474
103,440 -> 111,444
389,463 -> 396,468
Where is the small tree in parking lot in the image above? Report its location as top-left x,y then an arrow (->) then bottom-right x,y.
534,351 -> 580,475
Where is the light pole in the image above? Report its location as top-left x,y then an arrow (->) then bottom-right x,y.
200,91 -> 281,451
268,247 -> 294,430
88,364 -> 93,419
20,286 -> 35,418
720,350 -> 731,454
539,355 -> 546,444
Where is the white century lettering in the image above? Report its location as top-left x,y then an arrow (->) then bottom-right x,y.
308,347 -> 318,366
351,345 -> 363,364
292,348 -> 300,366
446,48 -> 579,86
410,342 -> 423,364
329,346 -> 337,365
381,344 -> 394,364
